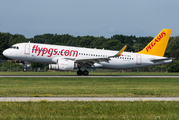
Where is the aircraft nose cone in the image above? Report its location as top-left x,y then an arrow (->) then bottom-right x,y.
3,49 -> 8,57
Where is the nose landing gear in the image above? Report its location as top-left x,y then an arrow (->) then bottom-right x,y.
77,69 -> 89,76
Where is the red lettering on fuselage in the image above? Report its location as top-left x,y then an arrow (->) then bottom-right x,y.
146,31 -> 166,52
37,47 -> 43,56
65,50 -> 69,56
35,45 -> 38,53
60,49 -> 65,56
47,48 -> 53,57
69,50 -> 78,57
42,48 -> 48,56
53,49 -> 58,55
32,45 -> 78,57
32,45 -> 36,53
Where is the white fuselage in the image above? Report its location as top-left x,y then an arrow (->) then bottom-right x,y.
3,43 -> 172,70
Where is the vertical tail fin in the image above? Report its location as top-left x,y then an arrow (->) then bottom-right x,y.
137,29 -> 172,57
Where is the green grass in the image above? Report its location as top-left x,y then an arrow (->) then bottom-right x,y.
0,101 -> 179,119
0,77 -> 179,97
0,71 -> 179,75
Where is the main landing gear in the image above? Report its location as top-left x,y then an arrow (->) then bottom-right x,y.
77,69 -> 89,76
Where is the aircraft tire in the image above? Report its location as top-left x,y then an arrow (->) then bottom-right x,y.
77,70 -> 83,75
83,70 -> 89,76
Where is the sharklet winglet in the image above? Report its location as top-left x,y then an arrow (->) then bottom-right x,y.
109,45 -> 127,58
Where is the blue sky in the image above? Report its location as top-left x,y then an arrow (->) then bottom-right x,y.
0,0 -> 178,38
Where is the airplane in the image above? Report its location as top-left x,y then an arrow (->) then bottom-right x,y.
3,29 -> 173,75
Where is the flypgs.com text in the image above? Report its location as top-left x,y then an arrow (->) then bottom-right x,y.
32,45 -> 78,57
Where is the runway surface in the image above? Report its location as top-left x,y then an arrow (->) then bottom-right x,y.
0,97 -> 179,102
1,75 -> 179,78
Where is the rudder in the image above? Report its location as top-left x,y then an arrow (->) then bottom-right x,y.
137,29 -> 172,57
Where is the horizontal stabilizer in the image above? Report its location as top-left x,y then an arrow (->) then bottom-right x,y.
150,58 -> 174,62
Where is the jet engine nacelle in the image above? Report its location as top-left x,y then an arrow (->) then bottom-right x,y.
49,58 -> 77,71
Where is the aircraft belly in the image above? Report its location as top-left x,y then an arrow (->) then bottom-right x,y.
32,57 -> 53,63
101,60 -> 136,69
100,58 -> 158,69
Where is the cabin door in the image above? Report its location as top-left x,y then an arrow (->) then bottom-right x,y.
136,55 -> 142,65
24,44 -> 30,55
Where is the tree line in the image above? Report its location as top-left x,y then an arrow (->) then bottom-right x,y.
0,32 -> 179,60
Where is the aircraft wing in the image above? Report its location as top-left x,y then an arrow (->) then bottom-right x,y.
74,45 -> 127,67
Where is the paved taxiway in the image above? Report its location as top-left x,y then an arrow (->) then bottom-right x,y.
0,97 -> 179,102
1,75 -> 179,78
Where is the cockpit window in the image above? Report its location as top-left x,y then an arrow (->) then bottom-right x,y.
10,46 -> 19,49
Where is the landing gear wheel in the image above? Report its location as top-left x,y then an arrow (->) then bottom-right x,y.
83,70 -> 89,76
77,70 -> 83,75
